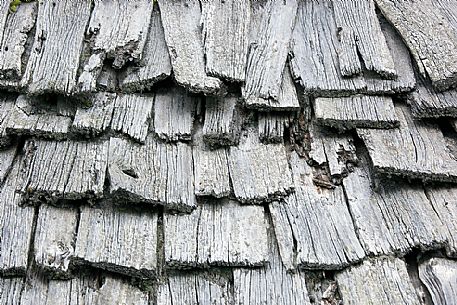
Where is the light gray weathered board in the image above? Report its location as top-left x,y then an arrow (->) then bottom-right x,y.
258,112 -> 291,144
419,258 -> 457,305
203,96 -> 241,146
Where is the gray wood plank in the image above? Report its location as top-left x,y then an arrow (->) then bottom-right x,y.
343,153 -> 447,256
228,129 -> 293,203
158,0 -> 222,95
0,277 -> 24,305
336,257 -> 421,305
0,144 -> 17,183
154,87 -> 197,142
332,0 -> 396,78
108,136 -> 195,212
201,0 -> 250,82
164,199 -> 268,268
243,0 -> 297,109
21,0 -> 92,95
357,104 -> 457,182
19,139 -> 109,204
258,112 -> 291,144
419,258 -> 457,305
75,205 -> 157,279
375,0 -> 457,91
0,160 -> 35,275
92,277 -> 149,305
314,95 -> 399,130
76,53 -> 106,94
120,8 -> 172,92
0,2 -> 36,81
270,152 -> 365,270
34,204 -> 78,278
0,95 -> 14,147
157,272 -> 232,305
203,96 -> 241,146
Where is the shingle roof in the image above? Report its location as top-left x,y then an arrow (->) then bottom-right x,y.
0,0 -> 456,304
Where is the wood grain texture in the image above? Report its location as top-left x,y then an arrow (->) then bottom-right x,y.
75,205 -> 157,278
201,0 -> 250,82
108,136 -> 195,212
203,96 -> 241,147
270,152 -> 365,270
375,0 -> 457,91
158,0 -> 222,95
19,139 -> 109,204
336,257 -> 421,305
154,87 -> 197,142
0,144 -> 17,183
120,8 -> 172,92
419,258 -> 457,305
243,0 -> 297,108
21,0 -> 92,95
164,199 -> 268,268
0,95 -> 15,147
34,204 -> 78,278
228,129 -> 293,203
0,277 -> 24,305
314,95 -> 399,130
258,112 -> 291,144
357,105 -> 457,182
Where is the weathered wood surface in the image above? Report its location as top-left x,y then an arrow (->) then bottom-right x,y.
408,78 -> 457,118
108,136 -> 195,211
314,95 -> 398,130
19,139 -> 109,204
76,53 -> 105,94
270,152 -> 365,270
258,112 -> 291,144
34,204 -> 78,278
333,0 -> 396,78
0,145 -> 17,183
158,0 -> 222,95
201,0 -> 250,82
375,0 -> 457,91
0,96 -> 14,147
75,205 -> 158,278
0,161 -> 35,275
343,154 -> 447,256
157,272 -> 232,305
120,9 -> 172,92
164,199 -> 268,268
5,95 -> 72,140
0,277 -> 24,305
419,258 -> 457,305
228,129 -> 293,203
154,88 -> 197,142
203,96 -> 241,147
336,257 -> 421,305
21,0 -> 92,95
94,277 -> 150,305
243,0 -> 297,109
0,2 -> 36,81
87,0 -> 153,69
357,105 -> 457,182
233,231 -> 311,305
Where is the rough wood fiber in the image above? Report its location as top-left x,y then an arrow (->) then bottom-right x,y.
270,152 -> 365,270
75,206 -> 157,278
154,88 -> 197,142
5,95 -> 72,140
243,0 -> 297,109
0,161 -> 35,275
0,96 -> 14,147
158,0 -> 222,95
0,2 -> 36,80
314,95 -> 399,130
76,53 -> 105,94
120,9 -> 172,92
419,258 -> 457,305
87,0 -> 153,69
201,0 -> 250,82
357,105 -> 457,182
375,0 -> 457,91
233,231 -> 311,305
258,112 -> 291,144
34,204 -> 78,278
0,145 -> 17,183
336,257 -> 421,305
332,0 -> 396,78
19,139 -> 109,204
164,199 -> 268,268
21,0 -> 92,95
157,272 -> 232,305
94,277 -> 149,305
343,154 -> 447,256
0,277 -> 24,305
203,96 -> 241,146
108,136 -> 195,211
228,129 -> 293,203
